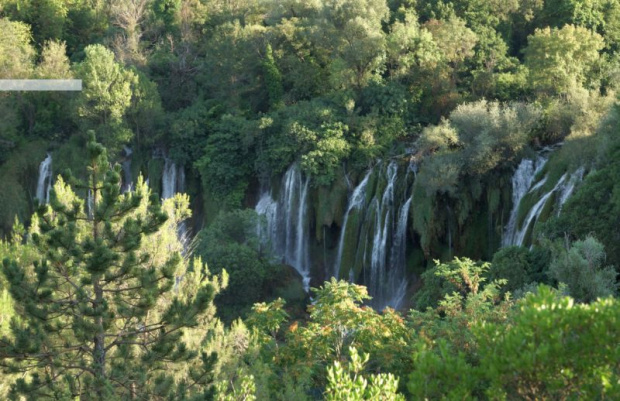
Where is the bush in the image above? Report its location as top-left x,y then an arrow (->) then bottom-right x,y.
489,246 -> 552,294
548,236 -> 618,303
196,210 -> 281,322
476,286 -> 620,399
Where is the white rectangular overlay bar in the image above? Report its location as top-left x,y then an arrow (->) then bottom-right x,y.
0,79 -> 82,91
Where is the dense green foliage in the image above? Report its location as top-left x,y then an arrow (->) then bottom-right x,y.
194,209 -> 306,323
1,0 -> 620,398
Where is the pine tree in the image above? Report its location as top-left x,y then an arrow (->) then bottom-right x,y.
0,133 -> 221,400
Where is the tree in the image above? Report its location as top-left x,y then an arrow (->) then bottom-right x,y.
0,18 -> 35,155
0,134 -> 221,399
412,257 -> 509,313
529,0 -> 620,48
109,0 -> 151,65
414,100 -> 541,197
0,18 -> 35,79
195,114 -> 256,208
424,16 -> 478,73
125,69 -> 164,146
73,45 -> 137,151
195,209 -> 279,322
299,122 -> 351,186
261,44 -> 284,110
22,40 -> 74,139
524,25 -> 605,96
548,236 -> 618,302
61,0 -> 109,56
325,347 -> 404,401
321,0 -> 390,90
25,0 -> 68,43
407,257 -> 512,399
476,286 -> 620,399
385,8 -> 441,81
489,245 -> 552,294
280,280 -> 412,390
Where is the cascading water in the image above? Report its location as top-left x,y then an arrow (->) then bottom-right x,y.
161,158 -> 186,200
257,160 -> 413,309
87,190 -> 94,218
255,193 -> 279,252
333,161 -> 413,310
512,173 -> 568,247
503,155 -> 548,246
369,162 -> 398,308
557,167 -> 585,213
162,158 -> 178,200
36,154 -> 53,203
385,196 -> 412,309
161,158 -> 188,246
504,148 -> 586,248
255,164 -> 311,291
334,169 -> 373,278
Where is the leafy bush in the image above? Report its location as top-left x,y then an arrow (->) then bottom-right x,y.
476,286 -> 620,399
196,210 -> 281,322
490,246 -> 552,294
548,236 -> 618,302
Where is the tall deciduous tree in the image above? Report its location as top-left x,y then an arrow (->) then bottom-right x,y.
0,18 -> 35,154
524,24 -> 604,96
0,18 -> 35,79
0,133 -> 220,399
74,45 -> 136,151
109,0 -> 151,65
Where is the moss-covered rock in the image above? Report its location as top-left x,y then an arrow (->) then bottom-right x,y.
411,181 -> 444,258
313,172 -> 348,241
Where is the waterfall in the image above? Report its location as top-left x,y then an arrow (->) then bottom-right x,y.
333,161 -> 412,310
557,167 -> 585,213
121,146 -> 133,193
162,158 -> 178,200
255,193 -> 278,252
257,160 -> 414,308
36,154 -> 53,203
161,158 -> 188,247
161,157 -> 186,200
87,190 -> 94,218
512,173 -> 568,247
334,169 -> 373,278
369,162 -> 398,308
255,164 -> 311,291
503,155 -> 548,246
343,163 -> 352,190
504,148 -> 586,247
385,196 -> 412,310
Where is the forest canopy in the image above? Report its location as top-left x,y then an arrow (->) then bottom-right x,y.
1,0 -> 620,399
